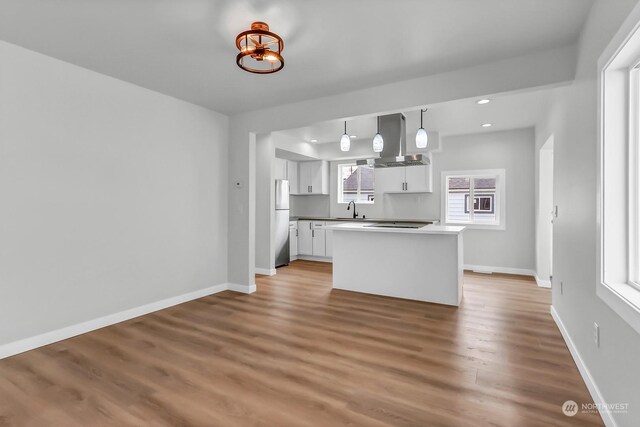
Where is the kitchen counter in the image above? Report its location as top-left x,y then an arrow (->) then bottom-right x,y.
322,222 -> 464,235
328,222 -> 464,306
291,216 -> 440,224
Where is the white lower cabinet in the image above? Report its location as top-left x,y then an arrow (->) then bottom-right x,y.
312,221 -> 326,256
289,221 -> 298,260
297,220 -> 313,255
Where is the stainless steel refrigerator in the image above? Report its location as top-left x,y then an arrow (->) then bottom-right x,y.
275,179 -> 290,267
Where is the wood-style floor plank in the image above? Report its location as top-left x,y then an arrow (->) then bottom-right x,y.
0,260 -> 602,426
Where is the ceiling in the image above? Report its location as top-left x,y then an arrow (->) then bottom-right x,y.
274,88 -> 554,144
0,0 -> 593,115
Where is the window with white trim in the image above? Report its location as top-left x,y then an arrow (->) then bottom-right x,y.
442,169 -> 505,229
597,6 -> 640,334
337,163 -> 374,204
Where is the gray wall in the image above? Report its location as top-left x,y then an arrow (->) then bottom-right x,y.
0,41 -> 229,346
537,1 -> 640,424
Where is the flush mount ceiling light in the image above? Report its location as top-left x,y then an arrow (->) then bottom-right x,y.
477,99 -> 491,105
236,22 -> 284,74
310,139 -> 318,143
482,123 -> 493,128
340,121 -> 351,152
372,116 -> 384,153
416,108 -> 429,149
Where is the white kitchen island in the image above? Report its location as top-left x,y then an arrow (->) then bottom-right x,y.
322,223 -> 465,306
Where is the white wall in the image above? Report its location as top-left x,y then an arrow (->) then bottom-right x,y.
254,134 -> 275,272
0,41 -> 229,346
536,0 -> 640,425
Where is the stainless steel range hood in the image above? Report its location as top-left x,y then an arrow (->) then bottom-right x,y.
356,113 -> 430,168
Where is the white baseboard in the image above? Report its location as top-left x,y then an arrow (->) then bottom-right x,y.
296,255 -> 333,263
0,283 -> 229,360
550,306 -> 613,427
463,264 -> 535,277
535,274 -> 552,288
228,283 -> 257,294
255,268 -> 276,276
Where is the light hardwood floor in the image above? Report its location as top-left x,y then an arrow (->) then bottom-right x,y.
0,260 -> 601,426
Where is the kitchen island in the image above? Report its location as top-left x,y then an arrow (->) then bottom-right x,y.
321,222 -> 465,306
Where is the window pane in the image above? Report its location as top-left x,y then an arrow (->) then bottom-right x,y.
473,177 -> 497,224
339,164 -> 374,203
448,177 -> 470,222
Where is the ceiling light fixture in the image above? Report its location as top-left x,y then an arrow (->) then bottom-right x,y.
236,22 -> 284,74
416,108 -> 429,149
340,121 -> 351,152
372,116 -> 384,153
482,123 -> 493,128
310,139 -> 318,143
477,99 -> 491,105
350,135 -> 357,139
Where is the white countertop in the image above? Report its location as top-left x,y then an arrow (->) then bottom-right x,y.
320,222 -> 465,235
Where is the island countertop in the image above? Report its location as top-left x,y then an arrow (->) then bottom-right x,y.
321,222 -> 465,235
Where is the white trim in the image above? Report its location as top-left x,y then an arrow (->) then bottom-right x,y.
0,283 -> 229,360
255,268 -> 277,276
463,264 -> 535,277
550,306 -> 613,427
227,283 -> 257,294
296,255 -> 333,263
441,169 -> 506,230
597,0 -> 640,334
535,275 -> 552,288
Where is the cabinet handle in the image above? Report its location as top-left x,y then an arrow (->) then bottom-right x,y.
309,185 -> 313,193
296,230 -> 298,237
405,182 -> 408,191
309,223 -> 312,229
312,230 -> 315,238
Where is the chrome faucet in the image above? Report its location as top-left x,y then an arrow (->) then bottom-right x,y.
347,201 -> 358,219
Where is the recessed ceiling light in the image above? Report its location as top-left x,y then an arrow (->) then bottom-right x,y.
482,123 -> 493,128
350,135 -> 357,138
310,139 -> 318,142
477,99 -> 491,105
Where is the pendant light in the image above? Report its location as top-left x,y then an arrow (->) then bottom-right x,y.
340,121 -> 351,152
372,116 -> 384,153
416,108 -> 429,149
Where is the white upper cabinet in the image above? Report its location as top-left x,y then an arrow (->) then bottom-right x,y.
375,163 -> 433,194
299,160 -> 329,195
287,160 -> 299,195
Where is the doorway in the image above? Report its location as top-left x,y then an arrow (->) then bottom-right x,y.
537,135 -> 554,287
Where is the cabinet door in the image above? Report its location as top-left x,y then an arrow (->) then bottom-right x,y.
287,160 -> 299,194
289,228 -> 298,258
375,167 -> 406,193
325,228 -> 333,258
299,162 -> 312,194
297,220 -> 313,255
274,158 -> 288,181
405,164 -> 433,193
309,161 -> 329,194
312,221 -> 326,257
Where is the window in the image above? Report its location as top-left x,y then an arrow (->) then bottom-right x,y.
338,163 -> 374,203
441,170 -> 505,229
597,5 -> 640,335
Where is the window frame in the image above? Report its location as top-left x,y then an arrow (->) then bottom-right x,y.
597,4 -> 640,336
441,169 -> 506,230
337,162 -> 375,205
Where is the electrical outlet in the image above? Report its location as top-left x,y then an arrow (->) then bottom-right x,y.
594,322 -> 600,347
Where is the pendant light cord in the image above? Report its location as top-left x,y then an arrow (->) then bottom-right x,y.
420,108 -> 428,128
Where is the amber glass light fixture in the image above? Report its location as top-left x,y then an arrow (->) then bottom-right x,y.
236,22 -> 284,74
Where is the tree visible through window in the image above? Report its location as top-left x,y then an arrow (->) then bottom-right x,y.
338,164 -> 375,203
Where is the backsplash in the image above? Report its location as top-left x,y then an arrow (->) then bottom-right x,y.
290,195 -> 330,217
